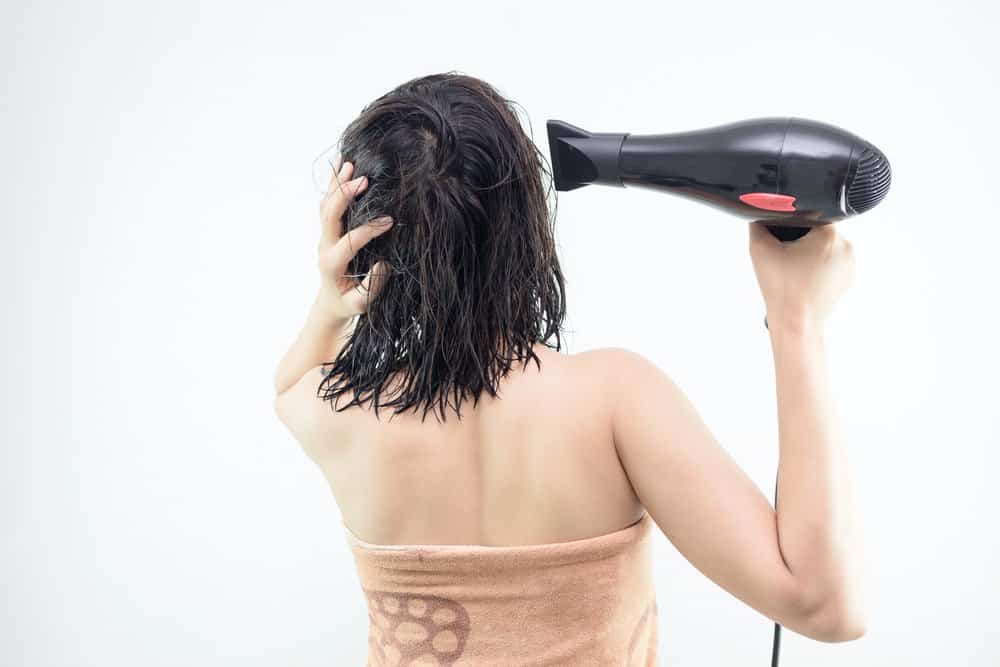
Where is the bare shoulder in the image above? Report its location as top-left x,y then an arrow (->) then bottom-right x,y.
562,345 -> 672,429
568,346 -> 694,453
568,346 -> 664,393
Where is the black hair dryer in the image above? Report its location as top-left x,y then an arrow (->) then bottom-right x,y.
546,117 -> 891,334
546,117 -> 891,242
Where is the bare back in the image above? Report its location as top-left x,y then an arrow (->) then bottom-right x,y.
297,343 -> 643,547
278,337 -> 865,641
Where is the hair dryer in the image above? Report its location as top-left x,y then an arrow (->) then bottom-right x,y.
545,117 -> 891,242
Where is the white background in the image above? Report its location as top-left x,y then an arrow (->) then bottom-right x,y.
3,1 -> 998,665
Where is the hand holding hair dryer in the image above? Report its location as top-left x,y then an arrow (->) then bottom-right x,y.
545,117 -> 891,242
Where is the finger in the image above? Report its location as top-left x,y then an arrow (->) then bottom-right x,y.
323,215 -> 394,279
320,171 -> 368,242
344,260 -> 392,314
328,159 -> 352,193
322,160 -> 357,217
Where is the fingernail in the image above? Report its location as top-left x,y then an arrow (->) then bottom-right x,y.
354,176 -> 367,190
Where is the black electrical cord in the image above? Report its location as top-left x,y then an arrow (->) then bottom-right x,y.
770,473 -> 781,666
771,617 -> 782,667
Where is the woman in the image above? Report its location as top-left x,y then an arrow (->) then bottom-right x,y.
273,72 -> 865,665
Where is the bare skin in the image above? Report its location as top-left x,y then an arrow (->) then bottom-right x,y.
286,343 -> 644,548
275,160 -> 865,644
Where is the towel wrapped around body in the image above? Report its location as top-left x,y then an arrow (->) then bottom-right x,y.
344,511 -> 658,666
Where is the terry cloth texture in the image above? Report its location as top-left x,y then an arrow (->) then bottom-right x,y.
344,511 -> 658,666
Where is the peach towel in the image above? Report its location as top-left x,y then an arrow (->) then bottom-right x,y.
344,511 -> 658,666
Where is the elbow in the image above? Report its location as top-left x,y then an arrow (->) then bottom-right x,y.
273,368 -> 289,397
804,603 -> 867,642
795,592 -> 867,643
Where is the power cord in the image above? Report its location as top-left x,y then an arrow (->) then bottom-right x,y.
770,471 -> 781,665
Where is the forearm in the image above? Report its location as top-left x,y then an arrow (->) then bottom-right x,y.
769,316 -> 865,636
273,288 -> 354,395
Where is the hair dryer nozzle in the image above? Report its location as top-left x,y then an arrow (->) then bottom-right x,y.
546,120 -> 627,191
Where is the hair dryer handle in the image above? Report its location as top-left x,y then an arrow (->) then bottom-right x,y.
765,224 -> 811,242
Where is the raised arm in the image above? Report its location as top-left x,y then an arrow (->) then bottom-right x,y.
273,160 -> 393,398
602,222 -> 864,643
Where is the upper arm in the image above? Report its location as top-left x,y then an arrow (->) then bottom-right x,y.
595,347 -> 833,638
274,366 -> 349,462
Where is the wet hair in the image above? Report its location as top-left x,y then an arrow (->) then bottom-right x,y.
317,71 -> 567,423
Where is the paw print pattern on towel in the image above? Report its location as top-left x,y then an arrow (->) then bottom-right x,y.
363,589 -> 471,666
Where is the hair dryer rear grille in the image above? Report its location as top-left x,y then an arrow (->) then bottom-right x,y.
847,146 -> 891,214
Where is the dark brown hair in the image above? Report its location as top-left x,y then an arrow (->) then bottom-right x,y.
317,71 -> 567,423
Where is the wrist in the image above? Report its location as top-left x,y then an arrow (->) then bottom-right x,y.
312,288 -> 353,329
767,309 -> 824,342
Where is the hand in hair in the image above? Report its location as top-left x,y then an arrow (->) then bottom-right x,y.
317,160 -> 395,319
